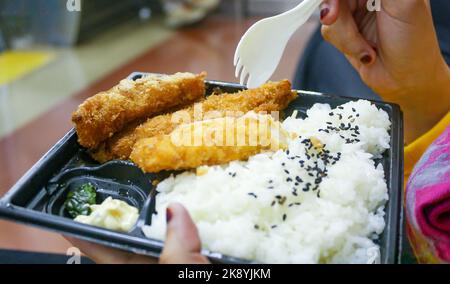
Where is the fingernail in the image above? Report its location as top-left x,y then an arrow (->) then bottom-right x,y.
360,54 -> 372,65
166,207 -> 173,223
320,7 -> 329,20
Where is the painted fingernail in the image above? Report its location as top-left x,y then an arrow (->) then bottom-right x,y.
166,207 -> 173,223
320,8 -> 330,20
360,54 -> 372,64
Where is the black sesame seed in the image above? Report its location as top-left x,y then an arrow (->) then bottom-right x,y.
286,177 -> 293,182
271,225 -> 278,229
329,112 -> 334,116
254,225 -> 259,229
282,214 -> 287,221
248,193 -> 257,198
352,108 -> 356,112
284,169 -> 290,174
271,201 -> 276,206
303,183 -> 311,192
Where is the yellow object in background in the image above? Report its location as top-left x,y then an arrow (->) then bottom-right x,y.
0,51 -> 54,86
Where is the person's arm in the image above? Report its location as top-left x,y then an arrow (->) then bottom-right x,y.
66,203 -> 210,264
319,0 -> 450,143
405,126 -> 450,264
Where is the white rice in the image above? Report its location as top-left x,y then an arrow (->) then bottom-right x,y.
142,100 -> 391,264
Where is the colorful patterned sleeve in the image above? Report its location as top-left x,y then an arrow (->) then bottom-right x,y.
405,125 -> 450,263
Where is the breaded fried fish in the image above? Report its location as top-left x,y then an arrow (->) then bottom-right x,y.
90,80 -> 297,162
72,72 -> 206,149
130,113 -> 288,173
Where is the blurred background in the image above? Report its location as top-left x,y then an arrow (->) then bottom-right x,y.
0,0 -> 318,260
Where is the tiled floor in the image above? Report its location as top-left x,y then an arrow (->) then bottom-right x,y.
0,15 -> 318,254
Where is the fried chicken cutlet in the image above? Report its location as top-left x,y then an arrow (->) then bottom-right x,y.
130,113 -> 288,173
90,80 -> 297,162
72,72 -> 206,149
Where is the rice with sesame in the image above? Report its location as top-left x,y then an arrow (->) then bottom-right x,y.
142,100 -> 391,264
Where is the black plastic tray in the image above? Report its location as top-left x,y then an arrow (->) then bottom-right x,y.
0,73 -> 404,264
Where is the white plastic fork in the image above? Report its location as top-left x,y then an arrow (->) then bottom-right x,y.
234,0 -> 322,88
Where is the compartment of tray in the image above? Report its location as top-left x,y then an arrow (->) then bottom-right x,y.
45,161 -> 153,226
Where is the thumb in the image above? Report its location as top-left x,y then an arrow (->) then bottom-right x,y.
159,203 -> 210,264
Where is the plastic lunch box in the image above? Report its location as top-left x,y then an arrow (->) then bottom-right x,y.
0,73 -> 404,264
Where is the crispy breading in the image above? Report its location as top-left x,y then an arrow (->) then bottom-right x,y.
72,72 -> 206,149
130,114 -> 288,173
90,80 -> 297,162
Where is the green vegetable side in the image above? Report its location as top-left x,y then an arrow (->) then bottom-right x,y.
64,183 -> 97,218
